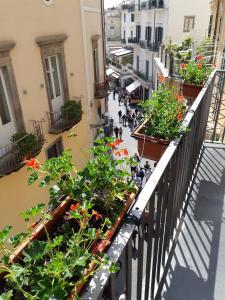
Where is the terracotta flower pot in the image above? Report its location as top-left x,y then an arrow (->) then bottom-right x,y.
131,122 -> 170,161
7,193 -> 136,298
181,82 -> 203,102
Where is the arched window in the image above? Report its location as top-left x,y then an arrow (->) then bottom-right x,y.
145,26 -> 152,41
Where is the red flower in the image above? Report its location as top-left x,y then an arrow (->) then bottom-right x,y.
70,203 -> 80,211
198,62 -> 203,69
114,139 -> 123,146
30,222 -> 36,229
180,63 -> 187,69
25,158 -> 40,170
197,55 -> 203,61
107,139 -> 123,150
158,74 -> 165,83
177,108 -> 183,121
92,210 -> 102,221
114,148 -> 129,157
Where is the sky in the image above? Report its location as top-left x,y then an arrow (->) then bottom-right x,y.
104,0 -> 122,8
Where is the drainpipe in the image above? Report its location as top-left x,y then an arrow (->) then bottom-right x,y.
100,0 -> 108,112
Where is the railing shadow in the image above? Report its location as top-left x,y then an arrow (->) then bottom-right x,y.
161,145 -> 225,300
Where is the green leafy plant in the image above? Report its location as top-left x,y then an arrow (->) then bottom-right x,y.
179,55 -> 213,86
10,132 -> 38,157
139,84 -> 186,140
61,100 -> 82,124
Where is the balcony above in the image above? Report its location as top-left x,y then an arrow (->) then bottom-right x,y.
0,122 -> 44,177
47,101 -> 82,134
128,37 -> 139,44
133,69 -> 151,83
121,4 -> 135,12
139,0 -> 164,10
95,82 -> 109,99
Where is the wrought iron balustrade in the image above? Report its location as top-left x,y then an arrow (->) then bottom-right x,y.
95,82 -> 109,99
0,122 -> 44,176
81,70 -> 225,299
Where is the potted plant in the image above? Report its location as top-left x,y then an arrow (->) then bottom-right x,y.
179,55 -> 213,101
132,84 -> 186,161
61,100 -> 82,127
10,132 -> 39,159
0,136 -> 137,299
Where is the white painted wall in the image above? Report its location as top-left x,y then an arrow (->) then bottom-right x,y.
167,0 -> 210,44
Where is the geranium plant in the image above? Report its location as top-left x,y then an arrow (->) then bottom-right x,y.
0,136 -> 137,299
139,84 -> 186,140
179,55 -> 213,86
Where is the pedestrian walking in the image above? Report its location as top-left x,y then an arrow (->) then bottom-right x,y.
118,94 -> 121,106
124,97 -> 128,108
113,89 -> 116,100
137,168 -> 145,183
144,161 -> 150,171
135,108 -> 139,116
122,114 -> 126,126
114,126 -> 119,138
119,127 -> 123,139
134,153 -> 140,163
118,110 -> 122,123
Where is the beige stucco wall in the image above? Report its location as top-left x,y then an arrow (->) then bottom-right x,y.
0,0 -> 105,234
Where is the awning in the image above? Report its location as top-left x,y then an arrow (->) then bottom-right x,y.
126,80 -> 142,93
114,49 -> 133,57
111,72 -> 120,79
106,68 -> 115,76
110,48 -> 124,54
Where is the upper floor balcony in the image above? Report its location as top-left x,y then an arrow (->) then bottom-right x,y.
0,121 -> 44,177
94,82 -> 109,99
139,0 -> 164,10
80,70 -> 225,299
47,100 -> 82,134
121,4 -> 135,12
133,68 -> 151,83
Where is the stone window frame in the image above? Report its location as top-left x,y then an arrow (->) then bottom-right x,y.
183,16 -> 195,33
0,41 -> 25,132
36,34 -> 69,113
91,35 -> 101,84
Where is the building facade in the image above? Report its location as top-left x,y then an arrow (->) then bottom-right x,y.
121,0 -> 210,97
0,0 -> 106,233
105,7 -> 121,43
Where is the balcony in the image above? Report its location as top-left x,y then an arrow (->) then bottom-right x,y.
121,4 -> 135,12
47,101 -> 82,134
0,122 -> 44,176
95,82 -> 109,99
140,40 -> 150,49
80,71 -> 225,299
128,37 -> 139,44
121,38 -> 126,44
149,41 -> 161,52
133,69 -> 151,82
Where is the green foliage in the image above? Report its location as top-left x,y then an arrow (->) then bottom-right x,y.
139,85 -> 186,140
61,100 -> 82,124
179,58 -> 213,86
0,290 -> 13,300
10,132 -> 38,157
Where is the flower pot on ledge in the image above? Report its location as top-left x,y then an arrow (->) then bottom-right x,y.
8,193 -> 136,298
131,122 -> 170,161
181,81 -> 203,103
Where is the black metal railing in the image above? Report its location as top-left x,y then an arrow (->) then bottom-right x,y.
95,82 -> 109,99
47,102 -> 82,134
121,4 -> 135,11
121,39 -> 126,44
133,69 -> 150,81
149,41 -> 161,51
128,37 -> 138,44
81,71 -> 221,299
0,123 -> 44,176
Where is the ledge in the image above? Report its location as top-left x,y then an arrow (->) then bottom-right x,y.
0,41 -> 16,52
91,34 -> 101,41
35,34 -> 68,46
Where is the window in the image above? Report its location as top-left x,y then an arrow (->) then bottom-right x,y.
124,30 -> 126,40
155,27 -> 163,43
131,14 -> 134,22
136,56 -> 139,71
93,48 -> 99,83
183,16 -> 195,32
146,60 -> 149,79
124,13 -> 126,22
131,30 -> 133,38
145,26 -> 152,41
44,55 -> 62,100
46,137 -> 63,159
0,68 -> 11,125
136,25 -> 141,42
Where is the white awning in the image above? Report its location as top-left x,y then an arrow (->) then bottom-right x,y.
106,68 -> 115,76
111,72 -> 120,79
126,80 -> 142,93
114,49 -> 133,57
110,48 -> 124,54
